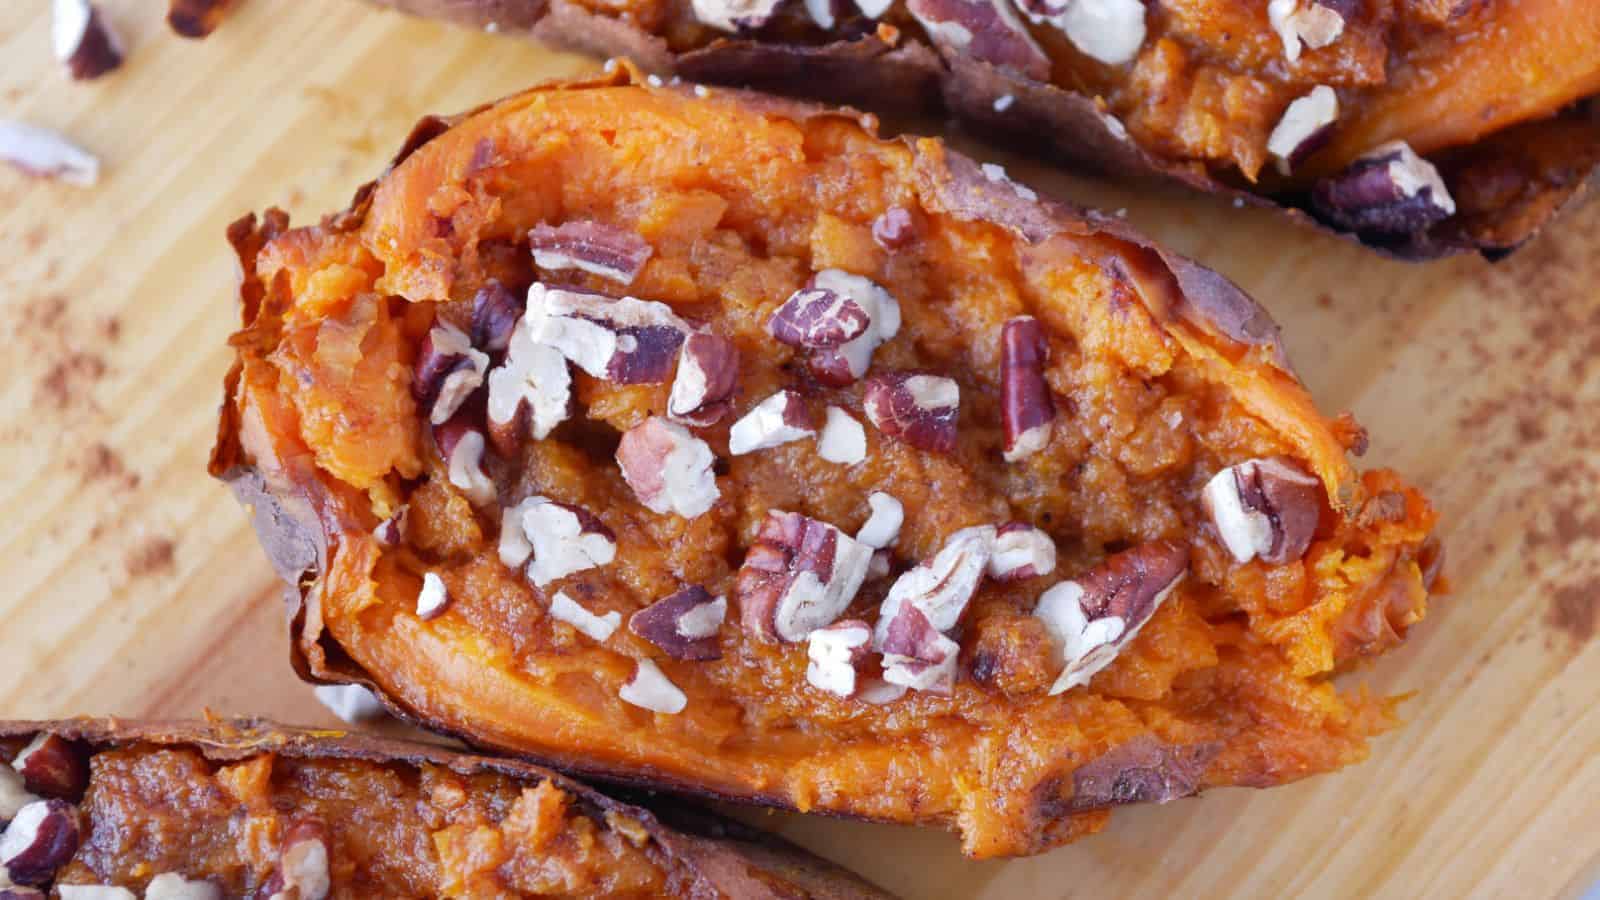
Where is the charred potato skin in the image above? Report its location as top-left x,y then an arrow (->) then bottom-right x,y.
362,0 -> 1597,260
0,718 -> 893,900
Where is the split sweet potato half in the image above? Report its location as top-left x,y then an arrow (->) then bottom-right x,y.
210,66 -> 1441,859
363,0 -> 1600,259
0,717 -> 890,897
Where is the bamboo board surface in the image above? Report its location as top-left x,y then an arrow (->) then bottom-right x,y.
1,3 -> 1598,898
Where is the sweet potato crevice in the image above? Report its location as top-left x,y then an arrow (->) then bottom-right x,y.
214,70 -> 1438,858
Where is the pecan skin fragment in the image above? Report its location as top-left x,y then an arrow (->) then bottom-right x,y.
1000,316 -> 1054,461
529,220 -> 653,285
863,372 -> 960,454
1202,456 -> 1322,564
629,586 -> 726,660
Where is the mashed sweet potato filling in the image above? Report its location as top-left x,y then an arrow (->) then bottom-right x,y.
224,82 -> 1436,857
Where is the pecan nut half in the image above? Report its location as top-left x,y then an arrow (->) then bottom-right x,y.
629,586 -> 726,660
736,511 -> 875,643
667,333 -> 739,426
1312,140 -> 1457,235
797,270 -> 902,387
1202,456 -> 1322,564
529,221 -> 653,286
616,417 -> 720,518
805,619 -> 873,697
1000,316 -> 1055,461
1034,540 -> 1188,694
863,372 -> 960,454
728,389 -> 815,456
524,283 -> 690,385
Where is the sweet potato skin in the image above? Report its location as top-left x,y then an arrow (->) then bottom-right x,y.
211,64 -> 1435,857
362,0 -> 1599,260
0,718 -> 894,900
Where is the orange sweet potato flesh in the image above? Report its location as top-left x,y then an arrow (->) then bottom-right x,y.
0,718 -> 891,898
212,66 -> 1440,859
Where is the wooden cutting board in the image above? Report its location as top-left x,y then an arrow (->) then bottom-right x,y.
2,3 -> 1597,897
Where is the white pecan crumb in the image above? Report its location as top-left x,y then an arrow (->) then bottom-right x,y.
618,658 -> 687,713
550,590 -> 622,642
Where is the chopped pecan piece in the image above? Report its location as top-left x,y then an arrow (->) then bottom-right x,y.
486,319 -> 572,449
629,586 -> 726,660
817,406 -> 867,465
1312,141 -> 1457,235
10,735 -> 87,800
1267,85 -> 1339,174
805,620 -> 873,697
1016,0 -> 1147,66
497,498 -> 539,570
1000,316 -> 1054,461
0,765 -> 38,822
616,417 -> 720,517
1202,456 -> 1322,564
855,492 -> 903,549
415,571 -> 450,620
798,271 -> 902,387
53,0 -> 123,81
736,511 -> 875,643
517,499 -> 618,587
311,684 -> 388,725
618,659 -> 687,714
0,121 -> 98,188
877,603 -> 961,694
767,283 -> 871,350
550,591 -> 622,642
1034,540 -> 1188,694
873,525 -> 995,650
414,323 -> 489,426
0,800 -> 79,886
690,0 -> 783,31
728,390 -> 815,455
470,280 -> 523,354
371,506 -> 407,546
667,333 -> 740,426
863,372 -> 960,453
908,0 -> 1050,79
525,283 -> 690,384
56,887 -> 133,899
433,418 -> 496,507
988,522 -> 1056,581
529,221 -> 653,285
274,821 -> 331,900
1268,0 -> 1346,63
144,874 -> 221,900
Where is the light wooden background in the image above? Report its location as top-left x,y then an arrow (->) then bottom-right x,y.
1,3 -> 1597,898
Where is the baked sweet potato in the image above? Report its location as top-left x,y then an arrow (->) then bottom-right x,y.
366,0 -> 1600,258
0,717 -> 889,898
210,65 -> 1441,859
